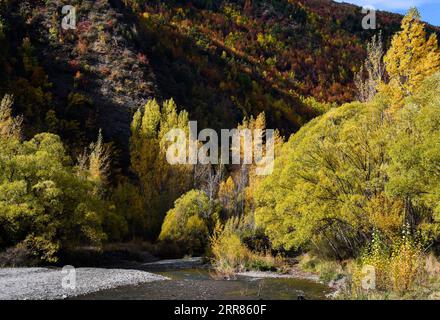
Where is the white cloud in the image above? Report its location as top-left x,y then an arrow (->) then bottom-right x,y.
335,0 -> 439,10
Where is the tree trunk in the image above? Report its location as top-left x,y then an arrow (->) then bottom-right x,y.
244,0 -> 252,15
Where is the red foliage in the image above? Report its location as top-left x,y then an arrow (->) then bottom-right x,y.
68,59 -> 80,70
137,53 -> 149,65
77,20 -> 93,34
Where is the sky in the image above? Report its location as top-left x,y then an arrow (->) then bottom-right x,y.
335,0 -> 440,26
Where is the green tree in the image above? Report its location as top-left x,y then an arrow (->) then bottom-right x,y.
254,101 -> 392,258
0,97 -> 113,261
111,179 -> 144,240
386,73 -> 440,240
0,133 -> 108,262
159,190 -> 218,255
254,72 -> 440,258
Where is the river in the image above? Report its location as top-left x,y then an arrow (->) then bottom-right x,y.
74,268 -> 332,300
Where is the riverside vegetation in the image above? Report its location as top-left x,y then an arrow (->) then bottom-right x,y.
1,1 -> 440,300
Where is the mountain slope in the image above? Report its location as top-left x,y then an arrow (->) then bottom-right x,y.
0,0 -> 157,157
131,0 -> 439,136
1,0 -> 438,155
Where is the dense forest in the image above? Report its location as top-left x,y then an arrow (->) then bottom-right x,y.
1,0 -> 440,299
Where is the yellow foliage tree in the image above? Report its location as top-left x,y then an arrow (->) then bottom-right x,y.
218,176 -> 237,217
130,99 -> 192,238
0,94 -> 22,140
380,8 -> 440,111
78,130 -> 111,196
237,112 -> 283,216
88,130 -> 110,186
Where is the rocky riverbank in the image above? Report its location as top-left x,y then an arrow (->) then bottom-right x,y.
0,267 -> 168,300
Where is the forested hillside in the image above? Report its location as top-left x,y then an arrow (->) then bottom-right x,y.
3,0 -> 437,146
0,0 -> 157,163
132,0 -> 405,133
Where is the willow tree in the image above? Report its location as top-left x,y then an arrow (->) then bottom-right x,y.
0,94 -> 120,261
254,100 -> 397,258
255,71 -> 440,258
386,73 -> 440,240
0,132 -> 108,262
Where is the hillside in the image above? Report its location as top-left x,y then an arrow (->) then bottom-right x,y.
0,0 -> 157,159
131,0 -> 439,134
3,0 -> 438,154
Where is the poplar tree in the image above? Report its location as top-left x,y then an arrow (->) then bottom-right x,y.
380,8 -> 440,111
130,99 -> 192,238
218,176 -> 237,217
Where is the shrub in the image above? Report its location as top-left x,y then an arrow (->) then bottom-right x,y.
210,227 -> 250,275
0,244 -> 38,267
209,218 -> 282,276
351,226 -> 426,296
389,233 -> 425,293
352,232 -> 391,292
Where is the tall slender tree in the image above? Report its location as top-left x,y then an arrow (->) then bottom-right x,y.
0,94 -> 22,140
130,99 -> 192,238
380,8 -> 440,111
355,32 -> 385,103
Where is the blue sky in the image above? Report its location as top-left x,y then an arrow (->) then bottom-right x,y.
336,0 -> 440,26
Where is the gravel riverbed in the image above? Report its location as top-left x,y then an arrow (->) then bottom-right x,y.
0,267 -> 168,300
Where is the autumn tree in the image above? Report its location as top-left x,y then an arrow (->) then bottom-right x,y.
254,102 -> 393,258
0,94 -> 22,139
194,163 -> 224,218
0,94 -> 100,261
235,112 -> 283,217
380,8 -> 440,110
78,129 -> 111,196
130,99 -> 192,238
255,69 -> 440,259
386,73 -> 440,236
218,176 -> 237,217
0,132 -> 110,262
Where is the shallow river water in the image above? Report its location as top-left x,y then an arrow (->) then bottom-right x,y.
75,268 -> 332,300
